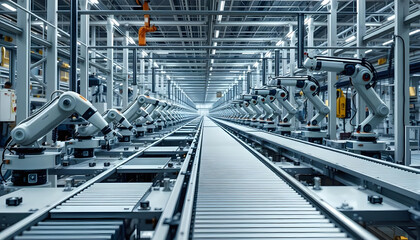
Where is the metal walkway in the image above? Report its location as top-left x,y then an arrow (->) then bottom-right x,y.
191,119 -> 355,239
215,119 -> 420,203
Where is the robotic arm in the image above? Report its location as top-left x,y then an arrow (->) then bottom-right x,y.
268,76 -> 329,127
122,95 -> 159,123
275,88 -> 297,123
78,109 -> 134,137
304,56 -> 389,133
241,100 -> 255,119
253,89 -> 282,121
256,96 -> 274,120
11,91 -> 116,146
244,95 -> 263,120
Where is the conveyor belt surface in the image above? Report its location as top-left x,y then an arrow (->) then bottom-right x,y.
191,119 -> 352,239
215,119 -> 420,202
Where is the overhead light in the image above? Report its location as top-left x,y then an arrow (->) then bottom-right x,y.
409,29 -> 420,36
219,0 -> 225,11
154,62 -> 159,68
211,49 -> 216,55
1,3 -> 16,11
229,71 -> 240,73
253,61 -> 259,68
353,54 -> 358,58
382,39 -> 393,46
103,58 -> 108,61
89,0 -> 99,4
387,15 -> 395,21
77,42 -> 81,45
365,49 -> 373,54
217,15 -> 223,22
286,30 -> 294,39
213,42 -> 218,47
265,51 -> 272,58
276,40 -> 284,46
209,73 -> 212,76
321,0 -> 330,6
321,50 -> 328,55
211,59 -> 214,64
210,67 -> 213,71
214,30 -> 220,38
110,18 -> 120,27
242,52 -> 256,55
345,35 -> 356,43
116,65 -> 122,70
166,75 -> 171,79
127,36 -> 135,45
57,33 -> 62,37
142,50 -> 148,57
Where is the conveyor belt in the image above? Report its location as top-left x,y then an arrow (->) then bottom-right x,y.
215,119 -> 420,202
191,119 -> 354,239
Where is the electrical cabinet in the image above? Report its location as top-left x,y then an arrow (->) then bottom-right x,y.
0,89 -> 16,122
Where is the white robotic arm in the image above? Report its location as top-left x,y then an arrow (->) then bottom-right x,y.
304,56 -> 389,133
268,76 -> 329,127
11,91 -> 116,146
241,101 -> 255,119
275,88 -> 297,123
253,89 -> 282,120
78,109 -> 134,137
256,96 -> 274,120
122,95 -> 159,123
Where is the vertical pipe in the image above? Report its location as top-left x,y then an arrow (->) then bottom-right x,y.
70,0 -> 78,92
394,0 -> 410,164
275,50 -> 280,76
297,13 -> 305,68
168,80 -> 171,99
151,66 -> 156,93
140,53 -> 145,94
16,0 -> 30,124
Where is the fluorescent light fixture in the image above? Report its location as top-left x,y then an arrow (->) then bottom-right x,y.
211,49 -> 216,55
382,39 -> 393,46
57,33 -> 62,37
214,30 -> 220,38
110,18 -> 120,27
253,61 -> 259,68
116,65 -> 122,70
365,49 -> 373,54
409,29 -> 420,36
210,67 -> 213,71
142,50 -> 148,57
103,58 -> 108,61
166,75 -> 171,79
276,40 -> 284,46
209,73 -> 212,76
242,52 -> 256,55
353,54 -> 358,58
154,62 -> 159,68
345,35 -> 356,43
286,30 -> 294,39
1,3 -> 16,11
229,71 -> 240,73
211,59 -> 214,64
89,0 -> 99,4
217,15 -> 222,22
219,0 -> 225,11
213,42 -> 218,47
265,51 -> 272,58
127,36 -> 135,44
77,42 -> 81,45
387,15 -> 395,21
321,50 -> 328,55
321,0 -> 329,6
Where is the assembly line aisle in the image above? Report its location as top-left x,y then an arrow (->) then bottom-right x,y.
190,118 -> 353,239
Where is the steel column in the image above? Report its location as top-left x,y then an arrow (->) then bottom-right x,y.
140,52 -> 145,94
16,0 -> 30,124
151,66 -> 156,94
327,0 -> 337,140
45,0 -> 58,144
262,58 -> 266,86
246,72 -> 251,93
79,0 -> 89,97
90,26 -> 96,73
70,0 -> 78,92
307,16 -> 315,125
356,0 -> 366,128
106,16 -> 114,108
394,0 -> 410,164
132,49 -> 138,96
168,80 -> 171,99
274,50 -> 280,76
122,31 -> 129,108
297,14 -> 304,68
